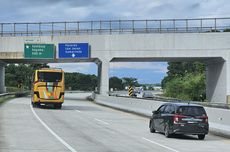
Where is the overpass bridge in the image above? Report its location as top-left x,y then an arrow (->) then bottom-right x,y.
0,17 -> 230,103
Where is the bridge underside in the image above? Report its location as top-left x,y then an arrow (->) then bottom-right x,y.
110,57 -> 223,62
0,56 -> 228,103
0,58 -> 99,64
111,57 -> 228,103
0,55 -> 228,104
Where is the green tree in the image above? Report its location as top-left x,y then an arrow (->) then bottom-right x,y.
109,77 -> 123,90
65,72 -> 97,91
28,63 -> 49,71
206,29 -> 220,32
162,61 -> 206,101
223,28 -> 230,32
122,77 -> 140,87
5,63 -> 50,89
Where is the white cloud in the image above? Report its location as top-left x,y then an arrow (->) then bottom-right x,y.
110,62 -> 168,73
89,0 -> 230,20
1,0 -> 230,22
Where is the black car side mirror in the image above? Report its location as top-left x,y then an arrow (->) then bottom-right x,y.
152,110 -> 158,114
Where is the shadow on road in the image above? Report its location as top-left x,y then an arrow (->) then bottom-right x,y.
35,104 -> 102,112
154,132 -> 201,140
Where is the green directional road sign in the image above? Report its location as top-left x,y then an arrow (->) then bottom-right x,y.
24,44 -> 55,59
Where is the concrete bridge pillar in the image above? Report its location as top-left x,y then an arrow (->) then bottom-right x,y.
206,57 -> 230,104
97,59 -> 109,96
0,64 -> 6,93
226,56 -> 230,104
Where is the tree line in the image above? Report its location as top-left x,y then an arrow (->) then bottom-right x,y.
5,63 -> 49,90
5,62 -> 206,101
109,77 -> 140,90
5,64 -> 98,91
5,63 -> 142,92
65,72 -> 97,91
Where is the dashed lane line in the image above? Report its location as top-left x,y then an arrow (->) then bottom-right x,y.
94,118 -> 110,125
74,109 -> 110,126
142,137 -> 180,152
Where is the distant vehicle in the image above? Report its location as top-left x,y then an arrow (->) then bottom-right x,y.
142,92 -> 154,98
31,68 -> 65,109
149,103 -> 209,140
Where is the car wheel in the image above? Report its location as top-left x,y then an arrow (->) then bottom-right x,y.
164,125 -> 171,138
149,121 -> 156,133
198,134 -> 205,140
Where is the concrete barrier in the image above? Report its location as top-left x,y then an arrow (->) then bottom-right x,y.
94,94 -> 230,138
65,92 -> 93,101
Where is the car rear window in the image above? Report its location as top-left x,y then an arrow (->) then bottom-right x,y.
177,106 -> 206,116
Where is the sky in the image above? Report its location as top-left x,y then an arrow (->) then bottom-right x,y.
48,62 -> 168,84
1,0 -> 229,84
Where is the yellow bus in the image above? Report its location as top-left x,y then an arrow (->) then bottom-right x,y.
31,68 -> 65,109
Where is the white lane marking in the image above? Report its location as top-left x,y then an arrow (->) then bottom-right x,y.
94,118 -> 110,125
30,105 -> 78,152
75,110 -> 81,113
142,137 -> 180,152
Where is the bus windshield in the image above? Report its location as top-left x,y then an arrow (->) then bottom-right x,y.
38,72 -> 62,82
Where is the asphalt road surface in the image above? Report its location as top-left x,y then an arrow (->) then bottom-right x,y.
0,96 -> 230,152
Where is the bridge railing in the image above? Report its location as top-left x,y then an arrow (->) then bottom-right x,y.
1,17 -> 230,37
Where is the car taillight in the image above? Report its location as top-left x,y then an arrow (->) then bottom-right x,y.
173,115 -> 186,124
173,116 -> 179,123
203,116 -> 208,123
205,117 -> 208,123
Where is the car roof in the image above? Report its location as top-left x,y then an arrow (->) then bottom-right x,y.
162,102 -> 204,107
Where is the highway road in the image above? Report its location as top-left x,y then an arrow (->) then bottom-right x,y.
0,95 -> 230,152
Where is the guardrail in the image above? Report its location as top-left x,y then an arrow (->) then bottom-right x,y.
109,93 -> 230,109
1,17 -> 230,37
0,93 -> 15,97
0,91 -> 30,98
0,93 -> 16,104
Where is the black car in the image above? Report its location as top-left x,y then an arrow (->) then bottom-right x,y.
149,103 -> 209,140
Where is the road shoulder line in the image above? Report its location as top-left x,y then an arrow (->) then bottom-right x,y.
30,105 -> 78,152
